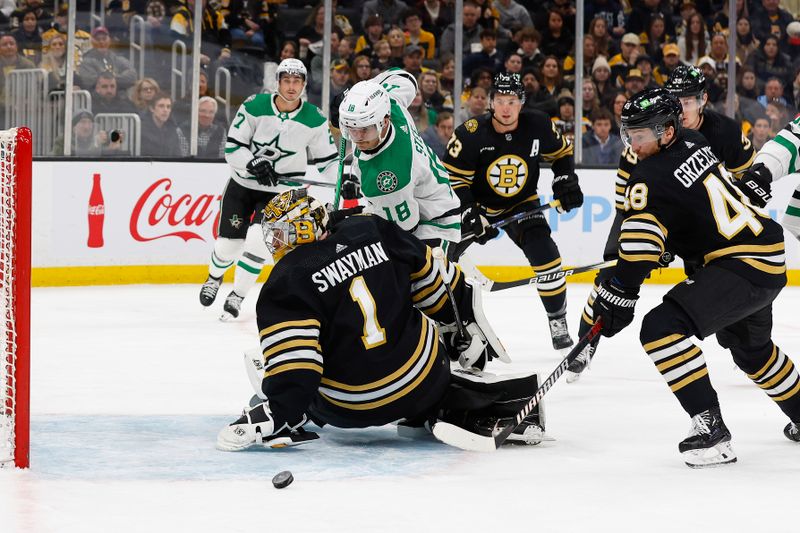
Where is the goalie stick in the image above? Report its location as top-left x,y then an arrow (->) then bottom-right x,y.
432,319 -> 604,451
278,177 -> 336,188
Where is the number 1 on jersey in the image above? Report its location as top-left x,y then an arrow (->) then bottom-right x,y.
349,276 -> 387,349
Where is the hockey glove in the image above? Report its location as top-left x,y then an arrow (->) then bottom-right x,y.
592,278 -> 639,338
246,156 -> 279,187
326,204 -> 365,227
216,401 -> 318,451
735,162 -> 773,208
340,176 -> 361,200
552,173 -> 584,213
462,205 -> 499,244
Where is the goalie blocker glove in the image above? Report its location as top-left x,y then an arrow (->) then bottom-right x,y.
216,401 -> 318,451
246,156 -> 279,187
592,278 -> 639,337
462,204 -> 499,244
735,162 -> 773,208
551,172 -> 583,212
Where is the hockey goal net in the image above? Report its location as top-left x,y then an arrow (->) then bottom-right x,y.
0,127 -> 31,469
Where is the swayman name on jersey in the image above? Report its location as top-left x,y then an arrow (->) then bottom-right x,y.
311,242 -> 390,292
674,145 -> 717,187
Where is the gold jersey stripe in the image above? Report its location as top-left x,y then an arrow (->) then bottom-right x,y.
443,162 -> 475,176
772,378 -> 800,402
670,367 -> 709,392
757,359 -> 794,390
265,361 -> 323,378
619,252 -> 662,263
260,318 -> 321,337
537,285 -> 567,297
656,346 -> 702,372
643,333 -> 684,352
484,194 -> 540,216
425,291 -> 450,315
531,257 -> 562,272
264,338 -> 321,360
320,331 -> 439,410
727,153 -> 755,174
624,213 -> 669,238
620,231 -> 666,246
704,242 -> 785,264
617,169 -> 630,179
412,275 -> 443,303
320,320 -> 427,392
740,258 -> 787,275
410,247 -> 433,281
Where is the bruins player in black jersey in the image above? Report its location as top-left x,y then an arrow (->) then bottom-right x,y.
592,88 -> 799,467
216,189 -> 548,451
569,64 -> 757,382
443,72 -> 584,353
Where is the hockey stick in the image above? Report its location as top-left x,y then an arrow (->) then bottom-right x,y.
333,136 -> 347,208
480,260 -> 618,292
278,177 -> 337,188
432,319 -> 604,452
460,200 -> 561,242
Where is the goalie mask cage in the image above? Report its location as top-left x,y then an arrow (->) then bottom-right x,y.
0,127 -> 31,469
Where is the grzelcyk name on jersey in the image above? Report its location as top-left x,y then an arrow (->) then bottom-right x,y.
673,145 -> 718,188
311,242 -> 389,292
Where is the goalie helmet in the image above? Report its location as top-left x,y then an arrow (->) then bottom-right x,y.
620,87 -> 682,148
275,58 -> 307,82
261,188 -> 329,261
338,81 -> 391,144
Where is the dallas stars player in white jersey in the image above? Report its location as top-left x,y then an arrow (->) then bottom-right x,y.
337,69 -> 461,248
199,58 -> 339,320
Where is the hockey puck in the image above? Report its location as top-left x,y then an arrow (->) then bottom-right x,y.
272,470 -> 294,489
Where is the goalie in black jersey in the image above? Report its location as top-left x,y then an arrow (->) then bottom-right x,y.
569,64 -> 757,382
216,189 -> 548,451
592,88 -> 800,467
442,72 -> 584,353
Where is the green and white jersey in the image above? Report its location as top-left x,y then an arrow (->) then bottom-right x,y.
352,70 -> 461,243
752,114 -> 800,238
225,94 -> 338,191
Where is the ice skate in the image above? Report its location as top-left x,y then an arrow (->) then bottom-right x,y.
220,291 -> 244,321
566,341 -> 596,383
199,275 -> 222,306
784,421 -> 800,442
548,314 -> 574,352
678,407 -> 737,468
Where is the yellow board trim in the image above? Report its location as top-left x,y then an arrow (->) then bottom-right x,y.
29,265 -> 800,287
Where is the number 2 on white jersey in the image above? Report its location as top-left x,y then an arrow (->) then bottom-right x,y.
349,276 -> 387,349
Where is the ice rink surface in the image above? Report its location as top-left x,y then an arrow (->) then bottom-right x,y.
1,281 -> 798,532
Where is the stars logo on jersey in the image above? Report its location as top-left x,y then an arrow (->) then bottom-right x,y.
376,171 -> 398,193
252,134 -> 296,165
487,155 -> 528,197
465,119 -> 478,133
229,214 -> 244,229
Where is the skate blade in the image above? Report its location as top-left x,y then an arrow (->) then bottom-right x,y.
682,441 -> 737,468
219,311 -> 238,322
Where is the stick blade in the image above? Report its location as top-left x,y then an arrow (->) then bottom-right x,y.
432,422 -> 498,452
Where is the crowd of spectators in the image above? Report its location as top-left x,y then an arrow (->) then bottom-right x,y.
3,1 -> 800,162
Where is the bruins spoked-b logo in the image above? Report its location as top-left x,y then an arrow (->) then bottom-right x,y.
487,155 -> 527,197
376,171 -> 398,193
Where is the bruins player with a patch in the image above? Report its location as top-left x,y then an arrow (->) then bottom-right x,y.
443,72 -> 584,353
592,89 -> 799,467
215,189 -> 549,451
569,65 -> 757,382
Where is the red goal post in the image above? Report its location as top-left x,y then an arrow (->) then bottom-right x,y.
0,127 -> 31,469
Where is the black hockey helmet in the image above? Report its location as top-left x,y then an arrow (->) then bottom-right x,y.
664,65 -> 706,98
491,72 -> 525,102
620,87 -> 682,146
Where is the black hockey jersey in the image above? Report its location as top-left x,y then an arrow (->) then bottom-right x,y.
614,109 -> 754,213
255,215 -> 461,430
443,111 -> 573,216
615,129 -> 785,289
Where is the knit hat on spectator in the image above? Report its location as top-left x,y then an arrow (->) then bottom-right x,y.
91,26 -> 110,37
663,43 -> 680,57
557,93 -> 575,107
787,21 -> 800,44
696,56 -> 716,70
636,55 -> 654,67
592,56 -> 611,73
622,33 -> 640,46
72,109 -> 93,127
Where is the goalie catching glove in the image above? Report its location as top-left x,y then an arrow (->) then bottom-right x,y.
462,204 -> 499,244
735,162 -> 772,208
592,278 -> 639,337
216,401 -> 319,451
552,173 -> 583,213
246,156 -> 279,187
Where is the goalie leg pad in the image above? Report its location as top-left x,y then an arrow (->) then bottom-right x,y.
465,278 -> 511,364
244,348 -> 268,401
